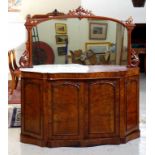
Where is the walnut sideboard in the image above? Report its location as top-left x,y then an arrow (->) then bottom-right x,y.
20,64 -> 140,147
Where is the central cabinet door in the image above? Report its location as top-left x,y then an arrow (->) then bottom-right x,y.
48,81 -> 84,140
85,80 -> 120,138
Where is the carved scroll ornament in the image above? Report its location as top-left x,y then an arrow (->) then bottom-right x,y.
19,49 -> 30,68
124,16 -> 135,28
68,6 -> 94,17
125,16 -> 134,24
130,49 -> 140,67
46,9 -> 66,16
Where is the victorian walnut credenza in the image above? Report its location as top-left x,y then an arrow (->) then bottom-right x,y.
19,7 -> 140,147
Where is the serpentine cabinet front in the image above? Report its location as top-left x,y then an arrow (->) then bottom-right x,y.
20,68 -> 140,147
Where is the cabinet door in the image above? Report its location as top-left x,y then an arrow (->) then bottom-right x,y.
21,79 -> 43,139
85,80 -> 119,138
48,81 -> 84,140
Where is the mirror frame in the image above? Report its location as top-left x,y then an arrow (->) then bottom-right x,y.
19,6 -> 139,68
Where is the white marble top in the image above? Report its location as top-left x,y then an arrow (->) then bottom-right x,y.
20,64 -> 127,73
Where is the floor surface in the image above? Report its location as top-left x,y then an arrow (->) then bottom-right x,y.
8,73 -> 146,155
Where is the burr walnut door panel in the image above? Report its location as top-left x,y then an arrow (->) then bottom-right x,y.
48,81 -> 84,140
21,79 -> 43,139
85,80 -> 120,138
126,76 -> 139,134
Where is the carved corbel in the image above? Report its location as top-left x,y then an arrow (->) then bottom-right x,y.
130,48 -> 140,67
20,15 -> 34,67
124,16 -> 137,67
19,48 -> 30,68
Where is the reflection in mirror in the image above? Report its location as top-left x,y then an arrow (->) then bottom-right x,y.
31,18 -> 128,65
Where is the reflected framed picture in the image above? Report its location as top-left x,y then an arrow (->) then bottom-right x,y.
85,42 -> 112,54
55,23 -> 67,34
89,23 -> 108,40
85,42 -> 112,64
55,35 -> 68,44
57,47 -> 66,56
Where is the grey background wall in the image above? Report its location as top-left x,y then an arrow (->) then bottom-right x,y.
82,0 -> 146,23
